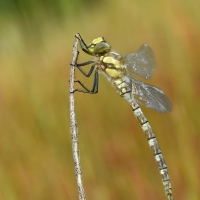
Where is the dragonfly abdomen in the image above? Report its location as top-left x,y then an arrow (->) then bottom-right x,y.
131,100 -> 173,200
112,78 -> 129,95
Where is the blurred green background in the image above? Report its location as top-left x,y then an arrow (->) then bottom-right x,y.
0,0 -> 200,199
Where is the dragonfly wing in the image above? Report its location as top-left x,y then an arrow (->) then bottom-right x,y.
124,44 -> 156,80
127,75 -> 172,113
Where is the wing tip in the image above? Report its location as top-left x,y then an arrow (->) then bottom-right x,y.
158,102 -> 172,113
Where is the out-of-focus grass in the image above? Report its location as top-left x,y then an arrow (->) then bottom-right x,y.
0,0 -> 200,199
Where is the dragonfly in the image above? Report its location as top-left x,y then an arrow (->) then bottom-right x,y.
72,33 -> 174,200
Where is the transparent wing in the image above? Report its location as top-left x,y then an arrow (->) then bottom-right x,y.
124,44 -> 156,80
127,75 -> 172,113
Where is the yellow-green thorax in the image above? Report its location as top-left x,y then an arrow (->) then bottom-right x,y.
98,52 -> 128,94
99,52 -> 126,79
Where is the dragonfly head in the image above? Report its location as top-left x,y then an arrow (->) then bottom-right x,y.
87,37 -> 111,56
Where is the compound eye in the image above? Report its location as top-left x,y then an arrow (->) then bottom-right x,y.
94,42 -> 111,54
87,44 -> 95,54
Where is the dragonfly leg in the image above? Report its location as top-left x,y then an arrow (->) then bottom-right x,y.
75,33 -> 93,56
75,61 -> 95,77
71,34 -> 98,94
72,70 -> 99,94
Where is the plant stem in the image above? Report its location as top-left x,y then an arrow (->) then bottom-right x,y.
69,34 -> 86,200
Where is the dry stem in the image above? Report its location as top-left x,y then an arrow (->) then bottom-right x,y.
69,34 -> 86,200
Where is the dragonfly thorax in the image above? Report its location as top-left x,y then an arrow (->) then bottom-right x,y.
99,52 -> 126,79
97,52 -> 129,95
